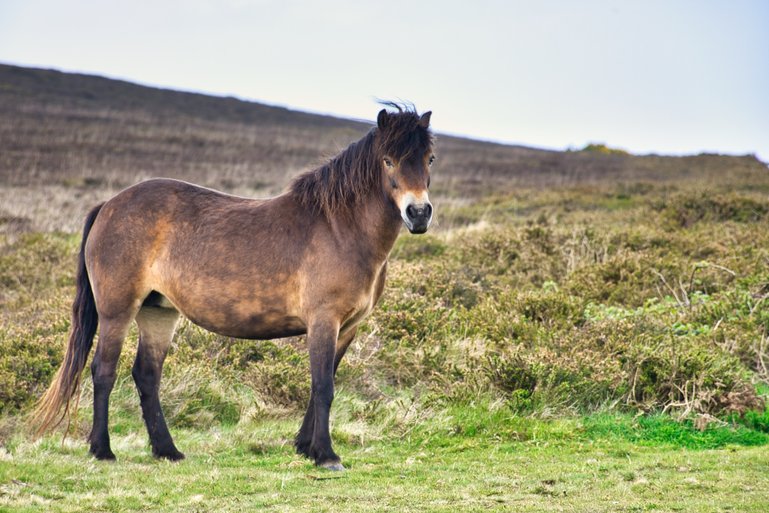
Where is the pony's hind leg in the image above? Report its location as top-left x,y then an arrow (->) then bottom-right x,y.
133,305 -> 183,460
89,313 -> 134,460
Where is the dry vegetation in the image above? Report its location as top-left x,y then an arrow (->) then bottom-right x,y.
1,62 -> 768,429
2,61 -> 769,512
2,63 -> 763,231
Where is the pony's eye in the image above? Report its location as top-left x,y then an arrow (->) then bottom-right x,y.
428,155 -> 435,166
383,158 -> 393,168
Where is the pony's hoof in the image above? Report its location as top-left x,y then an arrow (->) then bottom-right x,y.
154,448 -> 185,461
91,449 -> 116,461
319,461 -> 346,471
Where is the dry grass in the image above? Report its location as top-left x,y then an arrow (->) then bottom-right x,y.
1,61 -> 769,512
2,63 -> 767,232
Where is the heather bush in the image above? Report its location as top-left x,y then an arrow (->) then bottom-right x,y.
1,183 -> 767,426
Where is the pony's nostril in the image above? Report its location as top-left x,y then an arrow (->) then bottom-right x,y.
424,204 -> 433,218
406,205 -> 417,219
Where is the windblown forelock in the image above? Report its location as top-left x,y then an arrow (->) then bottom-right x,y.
378,111 -> 433,161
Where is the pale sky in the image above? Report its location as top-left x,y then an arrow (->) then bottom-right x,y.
1,0 -> 768,161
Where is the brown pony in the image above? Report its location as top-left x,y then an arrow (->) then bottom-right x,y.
32,105 -> 434,470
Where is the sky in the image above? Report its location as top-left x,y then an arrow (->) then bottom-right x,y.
1,0 -> 768,161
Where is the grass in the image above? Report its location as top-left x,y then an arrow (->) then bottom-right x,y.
2,411 -> 769,512
2,63 -> 769,512
3,183 -> 769,512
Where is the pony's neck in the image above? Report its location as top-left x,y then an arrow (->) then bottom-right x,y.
344,180 -> 402,263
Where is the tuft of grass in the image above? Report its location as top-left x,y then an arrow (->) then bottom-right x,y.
583,413 -> 769,449
729,407 -> 769,434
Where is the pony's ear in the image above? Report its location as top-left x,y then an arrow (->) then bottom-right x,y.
377,109 -> 389,129
418,111 -> 432,128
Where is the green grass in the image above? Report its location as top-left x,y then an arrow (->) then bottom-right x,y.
583,414 -> 769,448
2,411 -> 769,512
2,88 -> 769,511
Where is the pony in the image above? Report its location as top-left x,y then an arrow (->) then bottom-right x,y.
32,105 -> 435,470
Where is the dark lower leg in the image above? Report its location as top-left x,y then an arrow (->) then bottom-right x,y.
132,344 -> 183,460
295,396 -> 315,457
89,354 -> 119,460
307,321 -> 339,466
309,374 -> 337,465
296,327 -> 355,463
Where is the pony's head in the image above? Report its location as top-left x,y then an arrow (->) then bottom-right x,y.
376,106 -> 435,234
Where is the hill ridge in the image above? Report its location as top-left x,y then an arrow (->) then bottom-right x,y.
1,62 -> 766,232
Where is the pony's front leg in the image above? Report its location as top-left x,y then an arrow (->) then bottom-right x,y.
295,327 -> 357,460
304,318 -> 343,470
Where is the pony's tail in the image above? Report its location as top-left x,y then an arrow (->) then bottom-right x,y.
30,203 -> 104,436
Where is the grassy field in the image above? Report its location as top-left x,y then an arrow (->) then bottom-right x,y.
3,412 -> 769,512
1,64 -> 769,511
3,182 -> 769,511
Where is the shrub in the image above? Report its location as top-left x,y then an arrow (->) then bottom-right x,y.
580,143 -> 629,155
656,193 -> 768,228
2,185 -> 768,427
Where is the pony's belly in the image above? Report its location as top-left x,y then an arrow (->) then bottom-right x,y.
219,323 -> 307,340
155,284 -> 306,340
185,310 -> 307,340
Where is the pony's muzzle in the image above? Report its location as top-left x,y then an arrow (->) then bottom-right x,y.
404,202 -> 433,234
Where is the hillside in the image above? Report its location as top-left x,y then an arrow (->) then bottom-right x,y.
2,64 -> 769,512
1,62 -> 765,232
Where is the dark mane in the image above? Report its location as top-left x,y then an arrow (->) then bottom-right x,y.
289,129 -> 380,219
290,106 -> 433,218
